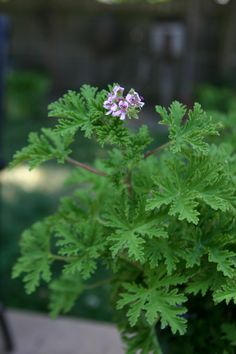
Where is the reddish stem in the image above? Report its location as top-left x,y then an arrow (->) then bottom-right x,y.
144,142 -> 169,159
66,157 -> 108,177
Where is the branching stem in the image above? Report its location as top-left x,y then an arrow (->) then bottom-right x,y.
144,142 -> 169,159
66,142 -> 169,177
66,157 -> 108,177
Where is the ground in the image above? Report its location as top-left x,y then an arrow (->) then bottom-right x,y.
1,310 -> 123,354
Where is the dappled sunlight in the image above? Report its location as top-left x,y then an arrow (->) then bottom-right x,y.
1,165 -> 71,193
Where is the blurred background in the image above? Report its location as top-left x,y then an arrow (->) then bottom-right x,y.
0,0 -> 236,342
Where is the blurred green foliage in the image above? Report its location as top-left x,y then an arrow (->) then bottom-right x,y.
3,71 -> 52,162
197,84 -> 236,113
6,70 -> 51,121
197,84 -> 236,146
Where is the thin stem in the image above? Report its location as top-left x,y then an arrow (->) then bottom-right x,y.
49,253 -> 77,262
85,277 -> 113,290
144,142 -> 169,159
66,157 -> 108,177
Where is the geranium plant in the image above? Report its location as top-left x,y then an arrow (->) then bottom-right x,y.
11,84 -> 236,353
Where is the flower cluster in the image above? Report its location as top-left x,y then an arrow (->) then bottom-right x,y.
103,85 -> 144,121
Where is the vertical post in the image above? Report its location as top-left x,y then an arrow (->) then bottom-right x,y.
0,15 -> 9,170
0,15 -> 14,353
0,304 -> 14,352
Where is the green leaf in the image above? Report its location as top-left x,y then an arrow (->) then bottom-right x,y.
109,231 -> 146,262
156,101 -> 221,154
104,194 -> 168,262
49,84 -> 131,147
213,280 -> 236,305
208,248 -> 236,278
49,87 -> 105,138
55,218 -> 106,280
145,238 -> 180,274
124,125 -> 153,164
10,128 -> 73,169
146,159 -> 200,224
169,191 -> 200,224
186,268 -> 216,296
147,154 -> 235,224
117,274 -> 187,335
12,219 -> 53,294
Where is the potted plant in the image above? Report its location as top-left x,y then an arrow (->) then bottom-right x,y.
11,84 -> 236,353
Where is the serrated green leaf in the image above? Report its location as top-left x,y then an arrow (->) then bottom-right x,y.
12,219 -> 53,294
213,280 -> 236,305
110,230 -> 146,262
117,275 -> 188,335
10,128 -> 73,169
55,218 -> 106,279
157,101 -> 221,154
49,87 -> 103,138
104,193 -> 168,262
208,248 -> 236,278
147,154 -> 235,224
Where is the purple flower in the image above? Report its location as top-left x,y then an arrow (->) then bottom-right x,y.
113,85 -> 124,98
105,102 -> 118,116
103,97 -> 113,110
113,99 -> 129,120
126,91 -> 144,108
103,84 -> 144,120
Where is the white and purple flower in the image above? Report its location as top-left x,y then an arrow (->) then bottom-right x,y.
113,85 -> 124,98
126,90 -> 144,108
103,84 -> 144,121
103,97 -> 117,116
116,99 -> 129,120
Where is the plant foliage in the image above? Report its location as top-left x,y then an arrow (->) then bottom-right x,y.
11,84 -> 236,353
